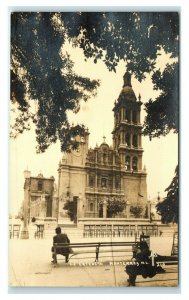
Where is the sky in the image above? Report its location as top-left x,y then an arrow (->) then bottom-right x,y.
10,40 -> 178,216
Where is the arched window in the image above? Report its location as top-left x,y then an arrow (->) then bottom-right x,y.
126,109 -> 131,122
38,180 -> 43,191
89,203 -> 94,212
125,156 -> 131,170
125,133 -> 131,147
133,134 -> 138,147
132,110 -> 137,123
132,157 -> 138,171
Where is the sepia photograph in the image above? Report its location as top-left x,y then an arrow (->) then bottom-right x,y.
9,10 -> 179,288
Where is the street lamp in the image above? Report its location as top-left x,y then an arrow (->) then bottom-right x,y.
20,170 -> 30,239
157,192 -> 160,201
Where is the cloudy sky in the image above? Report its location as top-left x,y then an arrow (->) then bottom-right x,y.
10,40 -> 178,215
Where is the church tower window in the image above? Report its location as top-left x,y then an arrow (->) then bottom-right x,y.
125,156 -> 131,170
133,110 -> 137,124
126,109 -> 131,122
132,156 -> 138,170
133,134 -> 138,147
125,133 -> 131,147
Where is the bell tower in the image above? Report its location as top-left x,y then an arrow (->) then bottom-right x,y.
112,72 -> 143,172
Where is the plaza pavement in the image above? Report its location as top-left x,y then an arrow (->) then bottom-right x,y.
9,228 -> 178,288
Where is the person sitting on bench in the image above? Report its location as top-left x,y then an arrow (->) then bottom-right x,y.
125,241 -> 165,286
51,227 -> 71,264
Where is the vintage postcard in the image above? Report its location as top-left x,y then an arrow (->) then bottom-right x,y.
10,11 -> 179,288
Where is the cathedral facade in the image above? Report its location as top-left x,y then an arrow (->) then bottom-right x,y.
57,72 -> 148,224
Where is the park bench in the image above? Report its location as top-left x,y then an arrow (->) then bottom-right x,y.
53,241 -> 138,263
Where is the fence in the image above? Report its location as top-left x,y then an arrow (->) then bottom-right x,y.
83,224 -> 159,238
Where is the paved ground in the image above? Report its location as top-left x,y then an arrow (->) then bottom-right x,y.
9,233 -> 178,288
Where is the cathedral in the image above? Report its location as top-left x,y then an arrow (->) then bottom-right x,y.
57,72 -> 148,225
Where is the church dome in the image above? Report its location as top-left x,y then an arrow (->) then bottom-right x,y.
119,72 -> 137,102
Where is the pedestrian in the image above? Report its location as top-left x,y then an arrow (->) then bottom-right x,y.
51,227 -> 72,264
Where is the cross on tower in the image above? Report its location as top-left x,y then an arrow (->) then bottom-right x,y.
103,135 -> 106,143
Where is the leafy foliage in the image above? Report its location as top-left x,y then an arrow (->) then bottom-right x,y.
143,63 -> 178,138
63,12 -> 179,138
62,12 -> 178,79
11,12 -> 179,152
63,200 -> 75,221
130,205 -> 143,218
107,198 -> 126,218
11,12 -> 100,152
156,166 -> 178,224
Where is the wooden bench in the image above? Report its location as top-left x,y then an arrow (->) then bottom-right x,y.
53,241 -> 138,263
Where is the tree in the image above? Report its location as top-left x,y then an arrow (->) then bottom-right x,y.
11,12 -> 100,153
62,12 -> 178,137
130,205 -> 143,218
156,166 -> 178,224
63,200 -> 75,221
143,62 -> 178,139
11,12 -> 179,152
107,198 -> 126,218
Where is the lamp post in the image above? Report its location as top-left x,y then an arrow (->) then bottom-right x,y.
20,170 -> 30,239
147,200 -> 151,220
157,192 -> 160,201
